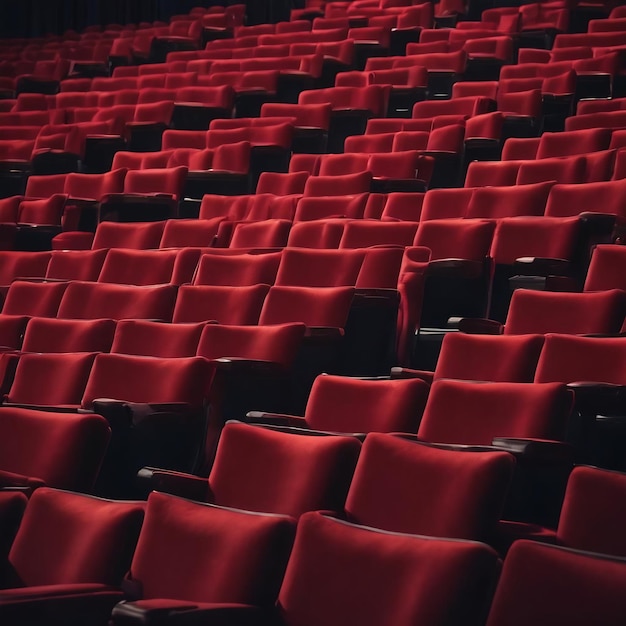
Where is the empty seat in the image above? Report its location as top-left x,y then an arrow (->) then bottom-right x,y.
108,491 -> 295,625
0,407 -> 110,491
173,284 -> 270,325
405,332 -> 545,385
1,281 -> 68,318
21,317 -> 116,354
345,433 -> 514,542
339,221 -> 419,248
194,252 -> 282,287
275,248 -> 364,288
584,244 -> 626,292
255,374 -> 429,434
484,540 -> 626,626
111,320 -> 206,358
466,182 -> 553,219
294,194 -> 368,221
97,248 -> 200,286
5,352 -> 97,409
272,511 -> 500,626
259,286 -> 354,329
0,488 -> 144,623
555,465 -> 626,557
159,218 -> 223,248
46,249 -> 109,281
504,289 -> 626,335
149,421 -> 360,518
91,221 -> 166,250
418,380 -> 572,445
57,282 -> 177,322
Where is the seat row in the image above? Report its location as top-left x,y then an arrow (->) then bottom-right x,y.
5,482 -> 626,626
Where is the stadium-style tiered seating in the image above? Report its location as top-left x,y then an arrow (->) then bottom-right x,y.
3,1 -> 626,620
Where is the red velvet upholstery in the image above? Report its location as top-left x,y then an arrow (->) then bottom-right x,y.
303,374 -> 429,433
81,354 -> 212,410
159,218 -> 223,248
485,540 -> 626,626
126,491 -> 295,605
0,407 -> 110,491
490,217 -> 580,265
420,188 -> 474,220
208,422 -> 360,517
556,466 -> 626,557
197,323 -> 305,366
414,219 -> 495,261
434,332 -> 544,383
91,221 -> 166,250
302,172 -> 373,198
277,512 -> 500,626
286,219 -> 347,248
535,334 -> 626,385
57,282 -> 178,321
584,245 -> 626,292
515,155 -> 586,185
46,249 -> 109,281
111,320 -> 206,358
345,434 -> 514,541
504,289 -> 626,335
97,248 -> 199,286
275,248 -> 364,287
3,487 -> 143,589
294,194 -> 368,221
259,286 -> 354,328
418,380 -> 572,445
21,317 -> 116,353
6,352 -> 97,408
172,284 -> 270,324
339,221 -> 419,248
2,281 -> 68,317
193,252 -> 282,286
466,181 -> 553,219
0,252 -> 50,287
229,219 -> 292,249
545,178 -> 626,218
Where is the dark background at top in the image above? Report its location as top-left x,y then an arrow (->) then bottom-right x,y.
0,1 -> 299,38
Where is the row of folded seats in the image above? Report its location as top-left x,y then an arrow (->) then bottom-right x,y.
2,481 -> 626,626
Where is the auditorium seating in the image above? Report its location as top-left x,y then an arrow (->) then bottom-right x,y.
3,3 -> 626,619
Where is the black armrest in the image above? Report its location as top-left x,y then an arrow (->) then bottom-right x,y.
578,211 -> 619,234
567,381 -> 626,416
136,467 -> 209,502
0,586 -> 123,625
0,469 -> 45,491
513,257 -> 572,276
111,601 -> 268,626
491,437 -> 574,464
91,399 -> 196,427
247,421 -> 367,442
447,317 -> 504,334
304,327 -> 345,339
427,258 -> 485,279
509,274 -> 579,292
244,411 -> 306,428
211,358 -> 285,376
390,366 -> 434,385
2,402 -> 82,412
